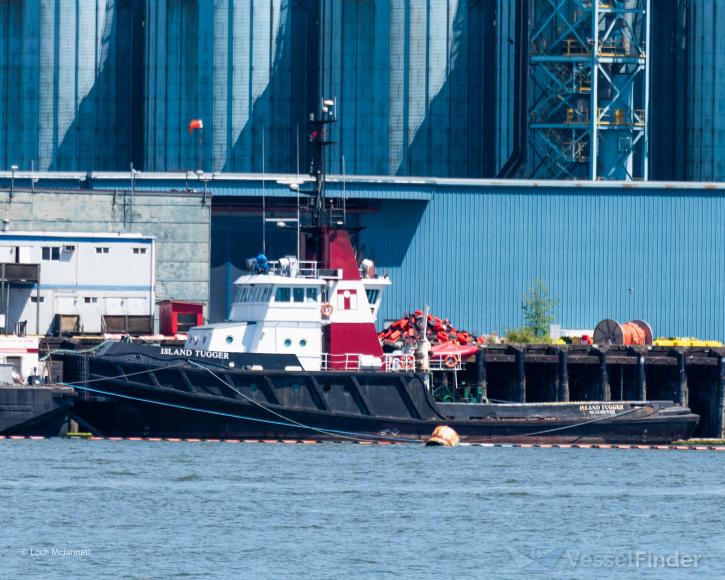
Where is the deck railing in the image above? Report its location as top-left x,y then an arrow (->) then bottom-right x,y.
319,353 -> 416,373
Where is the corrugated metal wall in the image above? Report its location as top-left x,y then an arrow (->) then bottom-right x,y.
686,0 -> 725,181
2,1 -> 725,179
320,0 -> 513,177
0,0 -> 140,171
144,0 -> 314,173
358,187 -> 725,339
209,180 -> 725,340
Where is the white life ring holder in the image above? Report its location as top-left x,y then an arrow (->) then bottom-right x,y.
321,302 -> 334,318
444,354 -> 458,369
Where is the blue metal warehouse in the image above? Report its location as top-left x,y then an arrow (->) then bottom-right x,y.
1,171 -> 723,341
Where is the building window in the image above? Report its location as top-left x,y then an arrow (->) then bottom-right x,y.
30,296 -> 45,303
41,247 -> 60,261
84,297 -> 98,304
95,247 -> 110,254
133,247 -> 147,255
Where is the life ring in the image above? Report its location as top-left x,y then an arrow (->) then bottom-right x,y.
320,302 -> 334,318
399,355 -> 413,371
444,354 -> 458,369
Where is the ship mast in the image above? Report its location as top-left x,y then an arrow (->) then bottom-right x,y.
308,98 -> 337,228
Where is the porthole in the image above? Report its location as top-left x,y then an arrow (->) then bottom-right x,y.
299,339 -> 307,347
226,335 -> 234,344
283,338 -> 292,347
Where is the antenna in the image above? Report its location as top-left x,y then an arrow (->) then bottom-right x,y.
262,127 -> 266,255
309,98 -> 336,227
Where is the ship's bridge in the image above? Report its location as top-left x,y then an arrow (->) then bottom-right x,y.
185,254 -> 391,371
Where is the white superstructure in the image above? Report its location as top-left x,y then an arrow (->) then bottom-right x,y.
185,256 -> 392,371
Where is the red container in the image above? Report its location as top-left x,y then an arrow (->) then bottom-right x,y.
158,300 -> 204,335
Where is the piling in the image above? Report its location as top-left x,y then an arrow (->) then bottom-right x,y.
515,348 -> 526,403
717,355 -> 725,439
476,348 -> 487,402
596,349 -> 610,401
637,354 -> 647,401
675,350 -> 689,407
557,349 -> 569,402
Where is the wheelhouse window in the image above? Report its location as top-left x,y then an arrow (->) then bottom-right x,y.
274,287 -> 291,302
95,247 -> 110,254
41,247 -> 60,261
293,288 -> 305,303
366,289 -> 380,304
235,285 -> 272,303
133,247 -> 147,255
305,288 -> 318,303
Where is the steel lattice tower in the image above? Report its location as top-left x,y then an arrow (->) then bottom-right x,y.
528,0 -> 650,180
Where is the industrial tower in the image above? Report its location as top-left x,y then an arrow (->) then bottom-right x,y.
528,0 -> 650,180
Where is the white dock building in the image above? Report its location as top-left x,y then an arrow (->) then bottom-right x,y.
0,232 -> 155,335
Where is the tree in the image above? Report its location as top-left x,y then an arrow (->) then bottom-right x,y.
521,278 -> 559,339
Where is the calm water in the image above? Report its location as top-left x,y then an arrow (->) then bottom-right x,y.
1,440 -> 723,579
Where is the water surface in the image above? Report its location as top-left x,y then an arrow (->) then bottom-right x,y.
1,439 -> 723,579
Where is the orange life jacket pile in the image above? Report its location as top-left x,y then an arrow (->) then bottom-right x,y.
379,310 -> 486,349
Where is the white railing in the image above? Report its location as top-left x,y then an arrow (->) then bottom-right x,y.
383,353 -> 416,373
263,259 -> 320,279
320,353 -> 361,371
429,355 -> 463,372
319,353 -> 416,373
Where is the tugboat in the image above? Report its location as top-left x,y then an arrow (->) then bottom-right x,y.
54,102 -> 699,444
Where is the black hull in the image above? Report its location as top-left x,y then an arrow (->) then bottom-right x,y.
57,344 -> 700,444
71,395 -> 698,445
0,385 -> 75,437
